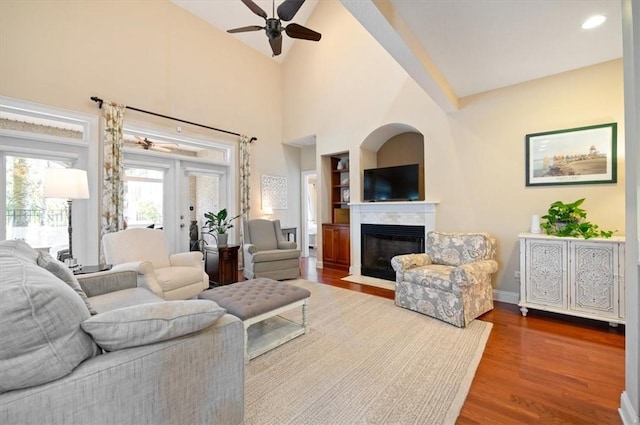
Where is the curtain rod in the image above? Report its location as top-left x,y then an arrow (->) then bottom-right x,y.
90,96 -> 256,143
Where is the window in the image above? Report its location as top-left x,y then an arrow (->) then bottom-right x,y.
5,156 -> 69,250
124,167 -> 164,229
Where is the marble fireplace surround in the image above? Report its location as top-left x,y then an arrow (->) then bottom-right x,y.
348,201 -> 438,278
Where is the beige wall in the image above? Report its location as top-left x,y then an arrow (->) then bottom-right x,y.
376,132 -> 424,169
1,0 -> 626,296
283,0 -> 625,296
0,0 -> 302,230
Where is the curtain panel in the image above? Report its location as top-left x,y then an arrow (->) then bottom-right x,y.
100,102 -> 126,259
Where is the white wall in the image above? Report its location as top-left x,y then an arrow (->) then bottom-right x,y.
283,0 -> 626,297
0,0 -> 295,242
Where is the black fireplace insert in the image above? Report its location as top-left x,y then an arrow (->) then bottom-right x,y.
361,224 -> 425,281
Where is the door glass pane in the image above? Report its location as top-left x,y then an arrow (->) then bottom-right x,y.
5,156 -> 68,250
124,167 -> 164,229
189,173 -> 220,247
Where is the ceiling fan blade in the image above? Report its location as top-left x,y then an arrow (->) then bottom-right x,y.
240,0 -> 267,19
277,0 -> 305,22
285,23 -> 321,41
269,35 -> 283,56
227,25 -> 263,34
152,145 -> 172,153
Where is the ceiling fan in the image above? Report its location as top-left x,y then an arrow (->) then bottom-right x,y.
227,0 -> 321,57
134,136 -> 178,153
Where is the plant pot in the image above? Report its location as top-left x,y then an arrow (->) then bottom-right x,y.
216,233 -> 228,247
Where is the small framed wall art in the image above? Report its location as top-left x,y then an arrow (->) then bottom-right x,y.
261,174 -> 287,209
525,122 -> 617,186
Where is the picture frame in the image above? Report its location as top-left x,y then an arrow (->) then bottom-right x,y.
261,174 -> 287,210
525,123 -> 617,187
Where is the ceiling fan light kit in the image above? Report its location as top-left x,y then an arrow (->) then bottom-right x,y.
227,0 -> 321,57
134,136 -> 178,153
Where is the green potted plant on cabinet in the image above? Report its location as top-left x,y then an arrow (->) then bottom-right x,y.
540,198 -> 614,239
202,208 -> 241,247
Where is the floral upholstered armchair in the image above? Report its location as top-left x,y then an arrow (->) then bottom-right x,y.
391,232 -> 498,327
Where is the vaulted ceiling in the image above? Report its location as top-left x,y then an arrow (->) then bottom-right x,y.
172,0 -> 622,111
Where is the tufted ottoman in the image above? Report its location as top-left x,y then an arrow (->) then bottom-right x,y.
198,278 -> 310,362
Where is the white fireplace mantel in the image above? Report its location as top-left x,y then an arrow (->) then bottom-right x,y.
348,201 -> 438,277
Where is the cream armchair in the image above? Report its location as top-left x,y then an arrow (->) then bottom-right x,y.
102,228 -> 208,300
242,219 -> 301,280
391,232 -> 498,327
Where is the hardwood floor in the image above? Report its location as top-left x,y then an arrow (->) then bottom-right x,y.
298,257 -> 626,425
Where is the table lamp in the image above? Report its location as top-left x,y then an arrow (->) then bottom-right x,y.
44,168 -> 89,267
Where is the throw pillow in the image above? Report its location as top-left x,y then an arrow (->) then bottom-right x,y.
37,251 -> 97,315
0,256 -> 99,393
80,300 -> 226,351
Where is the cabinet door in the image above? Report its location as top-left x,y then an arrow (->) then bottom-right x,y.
569,242 -> 619,318
525,239 -> 568,308
322,225 -> 337,263
337,226 -> 351,266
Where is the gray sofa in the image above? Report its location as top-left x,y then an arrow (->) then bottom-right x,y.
0,240 -> 244,425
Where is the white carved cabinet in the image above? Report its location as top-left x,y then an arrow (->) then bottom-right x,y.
519,233 -> 625,325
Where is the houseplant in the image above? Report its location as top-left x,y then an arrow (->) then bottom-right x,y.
202,208 -> 241,247
540,198 -> 614,239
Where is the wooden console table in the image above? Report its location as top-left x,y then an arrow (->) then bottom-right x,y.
204,245 -> 240,287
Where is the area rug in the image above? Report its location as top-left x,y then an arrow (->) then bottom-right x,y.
244,279 -> 492,425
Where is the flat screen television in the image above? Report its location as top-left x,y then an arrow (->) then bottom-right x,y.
363,164 -> 422,202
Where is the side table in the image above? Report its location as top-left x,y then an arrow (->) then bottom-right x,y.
204,245 -> 240,287
73,264 -> 112,275
281,227 -> 297,243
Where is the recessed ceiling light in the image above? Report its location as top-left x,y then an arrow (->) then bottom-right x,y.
582,15 -> 606,30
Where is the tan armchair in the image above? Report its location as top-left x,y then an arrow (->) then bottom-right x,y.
102,228 -> 208,300
391,232 -> 498,327
242,219 -> 301,280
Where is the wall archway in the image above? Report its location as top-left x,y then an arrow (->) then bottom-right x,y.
360,123 -> 422,152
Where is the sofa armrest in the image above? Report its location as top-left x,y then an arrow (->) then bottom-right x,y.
169,251 -> 203,267
391,253 -> 433,272
391,254 -> 433,282
110,261 -> 164,298
277,241 -> 297,250
77,270 -> 137,297
450,260 -> 499,287
244,244 -> 258,255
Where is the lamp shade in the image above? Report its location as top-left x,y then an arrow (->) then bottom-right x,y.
44,168 -> 90,199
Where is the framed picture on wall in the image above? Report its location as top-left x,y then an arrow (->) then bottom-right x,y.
525,122 -> 617,186
261,175 -> 287,209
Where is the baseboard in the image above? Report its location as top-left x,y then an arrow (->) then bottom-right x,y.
620,391 -> 640,425
493,290 -> 519,304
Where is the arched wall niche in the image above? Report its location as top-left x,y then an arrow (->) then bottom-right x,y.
359,123 -> 425,202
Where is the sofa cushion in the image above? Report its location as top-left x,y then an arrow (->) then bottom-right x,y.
80,300 -> 226,351
0,255 -> 99,393
0,239 -> 39,263
37,251 -> 97,315
250,249 -> 301,263
404,265 -> 454,292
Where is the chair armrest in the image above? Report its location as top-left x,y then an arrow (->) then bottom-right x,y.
244,244 -> 258,255
169,251 -> 203,267
450,260 -> 499,287
391,253 -> 432,272
277,241 -> 297,249
110,261 -> 164,298
77,270 -> 137,297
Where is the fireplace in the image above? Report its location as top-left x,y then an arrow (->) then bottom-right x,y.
361,224 -> 425,281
